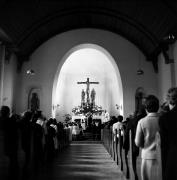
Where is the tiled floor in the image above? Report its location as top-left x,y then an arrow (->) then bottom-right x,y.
29,142 -> 126,180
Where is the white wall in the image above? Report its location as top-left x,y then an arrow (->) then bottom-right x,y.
173,42 -> 177,86
157,42 -> 177,104
157,53 -> 172,104
0,45 -> 19,112
18,29 -> 158,119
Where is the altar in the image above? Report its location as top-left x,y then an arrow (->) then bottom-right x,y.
71,115 -> 86,122
72,115 -> 104,123
71,115 -> 105,126
71,115 -> 87,130
92,115 -> 105,123
71,78 -> 104,130
71,114 -> 103,131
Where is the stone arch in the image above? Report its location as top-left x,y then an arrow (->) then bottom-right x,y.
52,43 -> 123,120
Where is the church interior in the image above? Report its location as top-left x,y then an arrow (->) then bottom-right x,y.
0,1 -> 177,180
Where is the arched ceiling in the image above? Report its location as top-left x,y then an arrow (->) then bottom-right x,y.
0,0 -> 177,70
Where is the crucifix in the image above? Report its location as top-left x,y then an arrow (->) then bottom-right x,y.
77,78 -> 99,104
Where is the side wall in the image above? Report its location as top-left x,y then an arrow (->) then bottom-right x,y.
0,45 -> 19,112
157,42 -> 177,104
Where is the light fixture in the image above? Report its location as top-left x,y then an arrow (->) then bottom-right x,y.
137,52 -> 144,75
163,33 -> 176,44
26,56 -> 35,75
137,69 -> 144,75
168,34 -> 175,40
26,69 -> 35,75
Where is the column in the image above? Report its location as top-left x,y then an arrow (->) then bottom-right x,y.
0,45 -> 5,107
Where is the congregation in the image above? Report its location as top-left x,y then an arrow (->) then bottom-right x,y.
0,109 -> 70,180
0,87 -> 177,180
102,87 -> 177,180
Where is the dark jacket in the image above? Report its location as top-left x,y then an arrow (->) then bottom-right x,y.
159,105 -> 177,180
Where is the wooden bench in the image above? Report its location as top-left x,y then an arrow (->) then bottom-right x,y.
102,127 -> 162,180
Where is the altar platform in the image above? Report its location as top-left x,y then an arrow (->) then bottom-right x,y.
71,115 -> 86,122
71,115 -> 105,124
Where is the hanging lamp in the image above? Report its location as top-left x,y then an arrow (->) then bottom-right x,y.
137,52 -> 144,75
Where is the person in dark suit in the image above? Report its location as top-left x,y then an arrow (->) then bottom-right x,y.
123,107 -> 146,180
20,111 -> 33,168
32,111 -> 45,171
0,106 -> 19,180
159,87 -> 177,180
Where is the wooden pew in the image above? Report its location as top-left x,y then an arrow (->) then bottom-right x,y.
114,129 -> 119,165
102,126 -> 162,180
118,129 -> 130,179
122,129 -> 130,179
129,130 -> 141,180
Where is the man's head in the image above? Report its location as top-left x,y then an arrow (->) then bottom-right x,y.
167,87 -> 177,106
0,106 -> 10,118
117,115 -> 123,122
144,95 -> 159,113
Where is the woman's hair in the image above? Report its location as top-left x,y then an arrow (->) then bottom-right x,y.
144,95 -> 159,113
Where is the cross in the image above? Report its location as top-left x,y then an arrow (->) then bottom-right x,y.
77,78 -> 99,93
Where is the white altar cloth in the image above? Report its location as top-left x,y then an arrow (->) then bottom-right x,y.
72,115 -> 86,122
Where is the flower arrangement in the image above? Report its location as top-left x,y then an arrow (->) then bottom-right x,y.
63,113 -> 72,122
72,104 -> 103,115
72,106 -> 83,115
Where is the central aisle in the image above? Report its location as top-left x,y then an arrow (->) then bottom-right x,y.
33,142 -> 126,180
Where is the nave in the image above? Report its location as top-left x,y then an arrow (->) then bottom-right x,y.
24,141 -> 126,180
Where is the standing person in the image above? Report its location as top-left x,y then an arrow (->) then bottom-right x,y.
0,106 -> 19,180
135,95 -> 161,180
123,109 -> 146,180
20,111 -> 33,169
46,118 -> 57,160
68,123 -> 73,142
32,111 -> 45,171
92,121 -> 97,140
104,110 -> 110,123
112,115 -> 123,141
159,87 -> 177,180
72,123 -> 80,140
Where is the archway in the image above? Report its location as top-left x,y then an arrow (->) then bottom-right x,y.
52,44 -> 123,121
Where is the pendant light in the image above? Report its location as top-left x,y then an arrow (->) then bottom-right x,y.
137,52 -> 144,75
26,69 -> 35,75
26,57 -> 35,75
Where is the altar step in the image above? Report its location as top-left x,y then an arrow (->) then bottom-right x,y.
72,132 -> 101,141
83,132 -> 94,140
72,132 -> 95,141
71,140 -> 102,144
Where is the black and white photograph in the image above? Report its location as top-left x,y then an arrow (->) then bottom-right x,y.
0,1 -> 177,180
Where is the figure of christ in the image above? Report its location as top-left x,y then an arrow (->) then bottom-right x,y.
77,78 -> 99,105
81,89 -> 85,107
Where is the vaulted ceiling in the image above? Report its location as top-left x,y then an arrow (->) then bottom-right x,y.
0,0 -> 177,70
